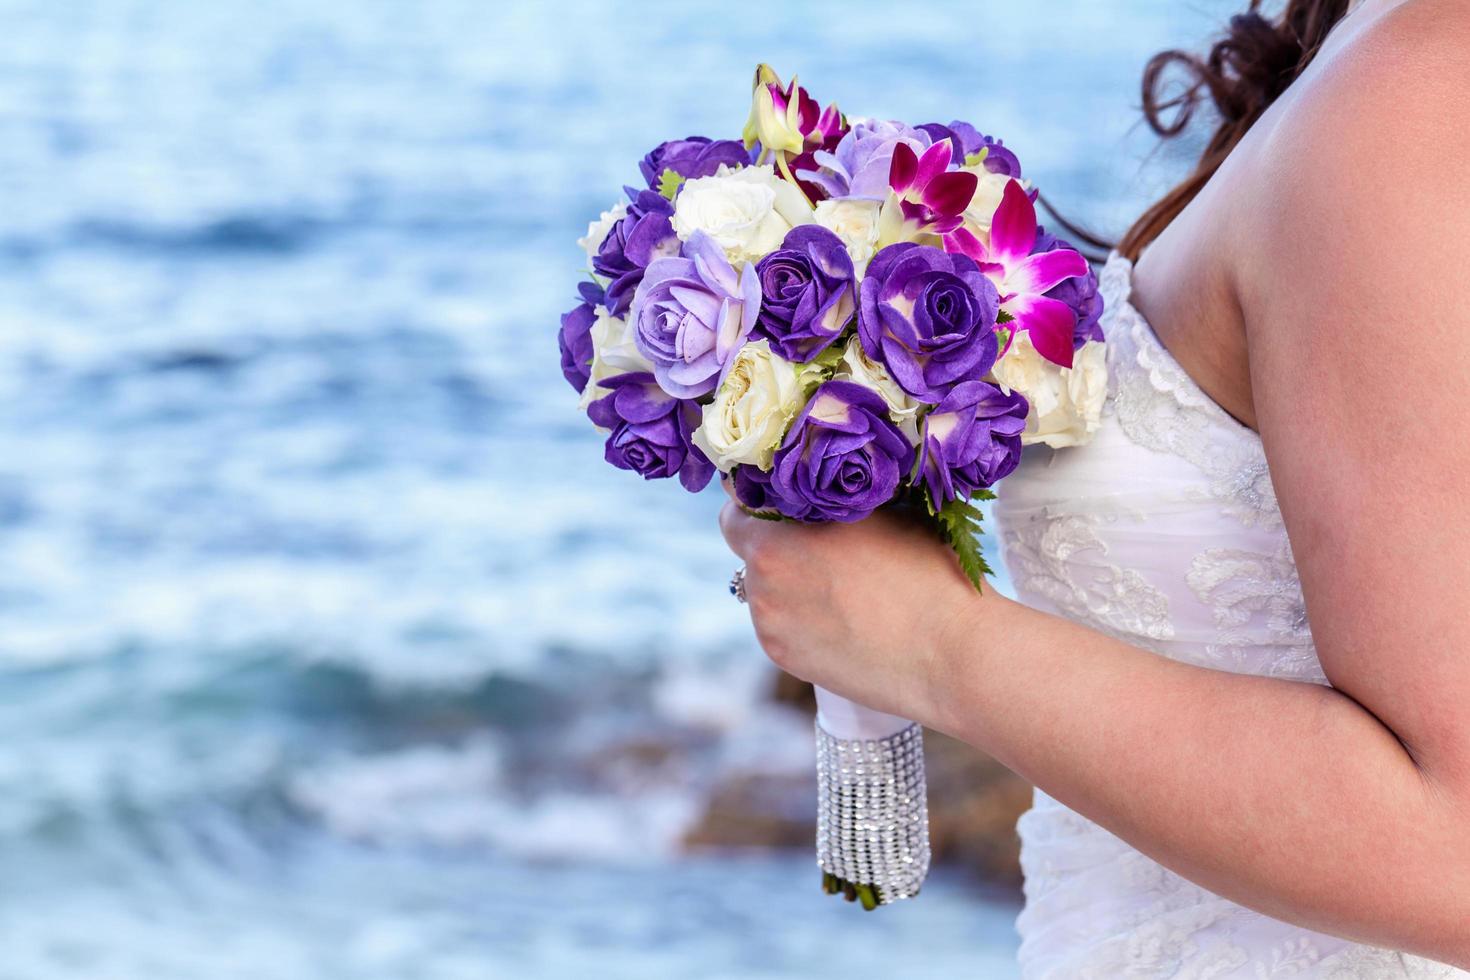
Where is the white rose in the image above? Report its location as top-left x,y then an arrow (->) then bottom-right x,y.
578,201 -> 626,278
991,334 -> 1107,448
813,198 -> 882,275
672,165 -> 814,266
833,335 -> 923,445
960,171 -> 1028,244
691,339 -> 806,472
579,306 -> 654,413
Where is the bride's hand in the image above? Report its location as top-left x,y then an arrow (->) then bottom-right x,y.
718,492 -> 989,723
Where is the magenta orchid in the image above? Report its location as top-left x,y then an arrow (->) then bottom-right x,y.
882,139 -> 977,241
874,138 -> 979,252
945,179 -> 1089,368
785,101 -> 848,203
742,64 -> 847,202
804,101 -> 847,152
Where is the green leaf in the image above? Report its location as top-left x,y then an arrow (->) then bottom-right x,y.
791,336 -> 852,393
739,505 -> 786,522
995,309 -> 1015,325
808,340 -> 848,374
933,494 -> 994,592
657,168 -> 687,201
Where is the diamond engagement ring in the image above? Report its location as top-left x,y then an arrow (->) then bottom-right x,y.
729,566 -> 748,603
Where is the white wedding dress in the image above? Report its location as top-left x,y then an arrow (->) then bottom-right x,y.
991,254 -> 1467,979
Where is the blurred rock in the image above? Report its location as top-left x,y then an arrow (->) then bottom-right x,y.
683,673 -> 1032,891
682,771 -> 817,850
923,727 -> 1033,888
770,669 -> 817,712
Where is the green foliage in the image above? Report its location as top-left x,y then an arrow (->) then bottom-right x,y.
791,336 -> 853,393
739,504 -> 785,522
933,491 -> 996,592
657,168 -> 686,201
808,340 -> 848,374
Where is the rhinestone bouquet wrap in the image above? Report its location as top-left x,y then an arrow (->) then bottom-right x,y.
815,718 -> 931,906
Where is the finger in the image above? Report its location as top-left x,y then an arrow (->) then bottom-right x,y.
719,499 -> 766,559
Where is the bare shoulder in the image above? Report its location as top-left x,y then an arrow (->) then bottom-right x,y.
1227,0 -> 1470,511
1251,0 -> 1470,222
1298,0 -> 1470,135
1236,0 -> 1470,324
1228,3 -> 1470,767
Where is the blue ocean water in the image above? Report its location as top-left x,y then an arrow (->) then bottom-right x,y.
0,1 -> 1228,976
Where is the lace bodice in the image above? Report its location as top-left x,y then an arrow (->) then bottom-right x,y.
991,254 -> 1465,979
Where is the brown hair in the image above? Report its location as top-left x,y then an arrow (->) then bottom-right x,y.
1116,0 -> 1353,260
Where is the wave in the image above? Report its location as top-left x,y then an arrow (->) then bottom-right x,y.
72,215 -> 327,255
0,206 -> 557,262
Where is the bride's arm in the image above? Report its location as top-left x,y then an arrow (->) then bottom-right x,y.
721,510 -> 1470,964
720,14 -> 1470,966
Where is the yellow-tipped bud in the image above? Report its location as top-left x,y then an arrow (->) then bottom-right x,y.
742,64 -> 806,157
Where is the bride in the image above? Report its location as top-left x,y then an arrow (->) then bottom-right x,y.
719,0 -> 1470,974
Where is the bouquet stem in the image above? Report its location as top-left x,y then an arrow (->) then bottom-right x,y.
775,152 -> 815,209
813,686 -> 931,910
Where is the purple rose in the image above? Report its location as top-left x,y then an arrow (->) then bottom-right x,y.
728,465 -> 784,513
630,231 -> 759,399
752,226 -> 856,363
857,243 -> 1001,403
796,119 -> 932,201
558,281 -> 604,394
917,381 -> 1028,506
1035,228 -> 1103,348
943,121 -> 1022,178
770,380 -> 914,523
593,189 -> 679,316
639,137 -> 751,189
587,372 -> 713,493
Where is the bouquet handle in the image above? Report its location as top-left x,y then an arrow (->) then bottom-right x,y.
812,686 -> 931,908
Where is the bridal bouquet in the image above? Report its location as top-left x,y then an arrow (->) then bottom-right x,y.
559,65 -> 1107,909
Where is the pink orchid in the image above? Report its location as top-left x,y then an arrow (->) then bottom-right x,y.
885,139 -> 977,238
805,101 -> 846,150
945,179 -> 1089,368
743,65 -> 845,159
742,65 -> 847,205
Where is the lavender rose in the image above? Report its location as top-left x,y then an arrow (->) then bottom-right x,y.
753,225 -> 856,363
586,371 -> 713,492
630,230 -> 760,399
639,137 -> 751,189
796,119 -> 932,201
592,189 -> 680,316
857,242 -> 1001,403
770,380 -> 915,523
916,381 -> 1028,506
1035,228 -> 1104,348
558,281 -> 603,393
